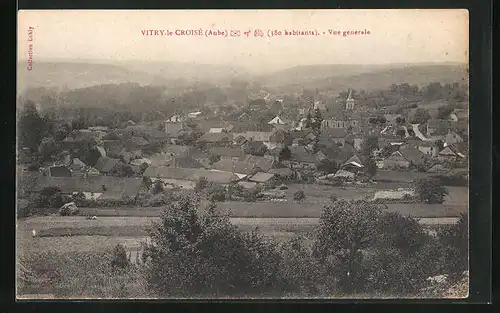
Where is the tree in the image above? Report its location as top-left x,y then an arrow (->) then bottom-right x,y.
304,112 -> 313,129
435,139 -> 445,151
244,141 -> 268,156
317,159 -> 338,174
139,162 -> 150,174
311,109 -> 323,133
142,196 -> 289,297
142,176 -> 153,190
395,116 -> 406,125
37,186 -> 64,208
38,137 -> 60,162
194,177 -> 209,192
19,100 -> 46,152
110,244 -> 130,270
293,190 -> 306,202
414,178 -> 449,204
313,200 -> 433,294
279,146 -> 291,162
438,213 -> 468,277
110,163 -> 134,178
364,157 -> 377,178
53,123 -> 71,142
151,180 -> 164,195
207,185 -> 226,202
437,106 -> 454,120
411,109 -> 431,124
362,135 -> 378,158
313,200 -> 383,293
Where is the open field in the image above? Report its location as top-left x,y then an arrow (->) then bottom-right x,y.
18,215 -> 460,256
74,200 -> 467,219
18,184 -> 467,265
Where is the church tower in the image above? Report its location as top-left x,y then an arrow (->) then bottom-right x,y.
345,89 -> 355,110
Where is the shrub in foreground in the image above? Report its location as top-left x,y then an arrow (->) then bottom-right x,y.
142,196 -> 293,297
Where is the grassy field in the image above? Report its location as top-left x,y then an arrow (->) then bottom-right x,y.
18,183 -> 467,276
18,214 -> 460,257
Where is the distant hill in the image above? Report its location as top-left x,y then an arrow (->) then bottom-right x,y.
17,61 -> 170,93
258,64 -> 398,86
17,61 -> 251,93
116,61 -> 251,86
261,63 -> 468,93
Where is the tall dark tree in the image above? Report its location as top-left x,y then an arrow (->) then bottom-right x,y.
437,106 -> 454,120
362,135 -> 378,158
411,109 -> 431,124
19,100 -> 46,152
311,109 -> 323,134
279,146 -> 292,162
414,178 -> 449,204
38,137 -> 60,162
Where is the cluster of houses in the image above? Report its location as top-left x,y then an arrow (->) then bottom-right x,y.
18,88 -> 468,203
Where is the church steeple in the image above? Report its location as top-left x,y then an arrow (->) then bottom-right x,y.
346,89 -> 355,110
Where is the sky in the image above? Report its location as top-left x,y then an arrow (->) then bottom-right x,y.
18,9 -> 469,74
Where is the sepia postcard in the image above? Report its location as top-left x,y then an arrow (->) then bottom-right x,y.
16,9 -> 469,299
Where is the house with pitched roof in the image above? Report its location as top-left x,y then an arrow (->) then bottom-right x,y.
233,135 -> 248,147
319,128 -> 347,147
95,156 -> 121,175
197,133 -> 233,148
383,151 -> 411,169
241,155 -> 275,172
268,115 -> 288,130
341,155 -> 364,173
383,147 -> 425,169
143,166 -> 240,189
405,140 -> 439,158
426,119 -> 454,136
283,146 -> 318,170
438,145 -> 466,163
211,159 -> 258,178
209,147 -> 244,161
124,136 -> 149,150
249,172 -> 275,183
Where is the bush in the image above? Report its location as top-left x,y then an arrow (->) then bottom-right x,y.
37,186 -> 65,209
262,180 -> 278,190
313,200 -> 435,295
110,244 -> 130,270
151,180 -> 165,195
71,192 -> 88,207
438,213 -> 468,278
194,177 -> 210,192
414,178 -> 449,204
207,185 -> 226,202
144,193 -> 173,207
59,203 -> 79,216
142,196 -> 292,297
293,190 -> 305,201
19,251 -> 148,298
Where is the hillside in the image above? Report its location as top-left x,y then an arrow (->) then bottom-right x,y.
17,61 -> 252,93
17,62 -> 170,93
116,61 -> 251,86
262,63 -> 468,93
258,63 -> 397,86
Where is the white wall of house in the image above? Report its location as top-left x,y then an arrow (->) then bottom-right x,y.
151,177 -> 196,189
